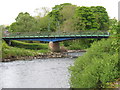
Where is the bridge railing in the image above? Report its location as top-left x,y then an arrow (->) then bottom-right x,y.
2,30 -> 110,37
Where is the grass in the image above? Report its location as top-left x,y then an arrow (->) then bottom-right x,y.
11,40 -> 48,50
2,40 -> 49,59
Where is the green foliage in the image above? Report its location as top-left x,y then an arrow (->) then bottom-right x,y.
2,42 -> 37,58
8,4 -> 109,33
109,18 -> 118,34
9,12 -> 51,32
69,38 -> 119,88
2,40 -> 10,49
37,16 -> 50,31
63,39 -> 94,50
0,25 -> 6,32
60,5 -> 76,21
10,12 -> 38,32
60,5 -> 76,32
0,26 -> 2,60
11,40 -> 48,50
74,6 -> 109,30
117,21 -> 120,34
60,18 -> 75,32
38,49 -> 48,53
48,6 -> 62,31
48,3 -> 76,31
2,41 -> 49,59
63,38 -> 103,50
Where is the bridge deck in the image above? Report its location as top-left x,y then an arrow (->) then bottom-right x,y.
2,34 -> 109,39
2,31 -> 110,42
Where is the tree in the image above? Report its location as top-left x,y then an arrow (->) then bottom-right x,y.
48,3 -> 73,31
73,6 -> 109,31
60,5 -> 77,32
34,7 -> 50,18
117,21 -> 120,34
36,16 -> 50,31
109,18 -> 118,34
91,6 -> 109,30
10,12 -> 38,32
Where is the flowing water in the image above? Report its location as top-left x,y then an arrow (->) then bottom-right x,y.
0,52 -> 85,88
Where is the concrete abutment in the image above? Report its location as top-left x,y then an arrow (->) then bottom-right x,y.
49,41 -> 60,52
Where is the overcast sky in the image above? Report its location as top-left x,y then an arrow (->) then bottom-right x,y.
0,0 -> 119,25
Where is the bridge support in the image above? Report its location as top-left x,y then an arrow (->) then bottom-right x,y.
5,40 -> 11,46
49,41 -> 60,52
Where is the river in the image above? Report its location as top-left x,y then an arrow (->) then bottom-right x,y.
0,52 -> 85,88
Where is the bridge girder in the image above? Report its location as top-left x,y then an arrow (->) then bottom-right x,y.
2,36 -> 109,42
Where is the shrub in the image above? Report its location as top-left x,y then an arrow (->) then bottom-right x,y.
69,38 -> 119,88
63,39 -> 93,50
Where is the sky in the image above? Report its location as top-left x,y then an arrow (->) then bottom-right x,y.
0,0 -> 119,25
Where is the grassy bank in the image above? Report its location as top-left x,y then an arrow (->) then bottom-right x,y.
69,37 -> 120,88
11,40 -> 48,50
2,39 -> 95,61
2,40 -> 49,60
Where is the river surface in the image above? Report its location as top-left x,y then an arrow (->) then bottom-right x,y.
0,52 -> 85,88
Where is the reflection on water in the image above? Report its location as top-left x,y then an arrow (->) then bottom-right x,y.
0,52 -> 85,88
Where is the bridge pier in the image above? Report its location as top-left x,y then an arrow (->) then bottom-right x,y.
49,41 -> 60,52
5,40 -> 11,46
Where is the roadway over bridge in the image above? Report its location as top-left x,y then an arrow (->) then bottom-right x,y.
2,31 -> 110,42
2,30 -> 110,52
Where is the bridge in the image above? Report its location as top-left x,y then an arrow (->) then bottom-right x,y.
2,30 -> 110,52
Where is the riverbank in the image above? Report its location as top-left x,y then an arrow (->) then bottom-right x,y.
2,40 -> 87,62
2,40 -> 48,62
2,50 -> 86,62
69,37 -> 120,88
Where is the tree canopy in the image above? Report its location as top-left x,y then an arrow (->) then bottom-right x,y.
10,12 -> 37,32
74,6 -> 109,30
9,3 -> 110,32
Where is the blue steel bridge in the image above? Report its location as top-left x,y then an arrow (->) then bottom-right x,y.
2,30 -> 110,52
2,30 -> 110,42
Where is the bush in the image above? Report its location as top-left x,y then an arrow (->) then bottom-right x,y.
69,38 -> 119,88
63,39 -> 94,50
